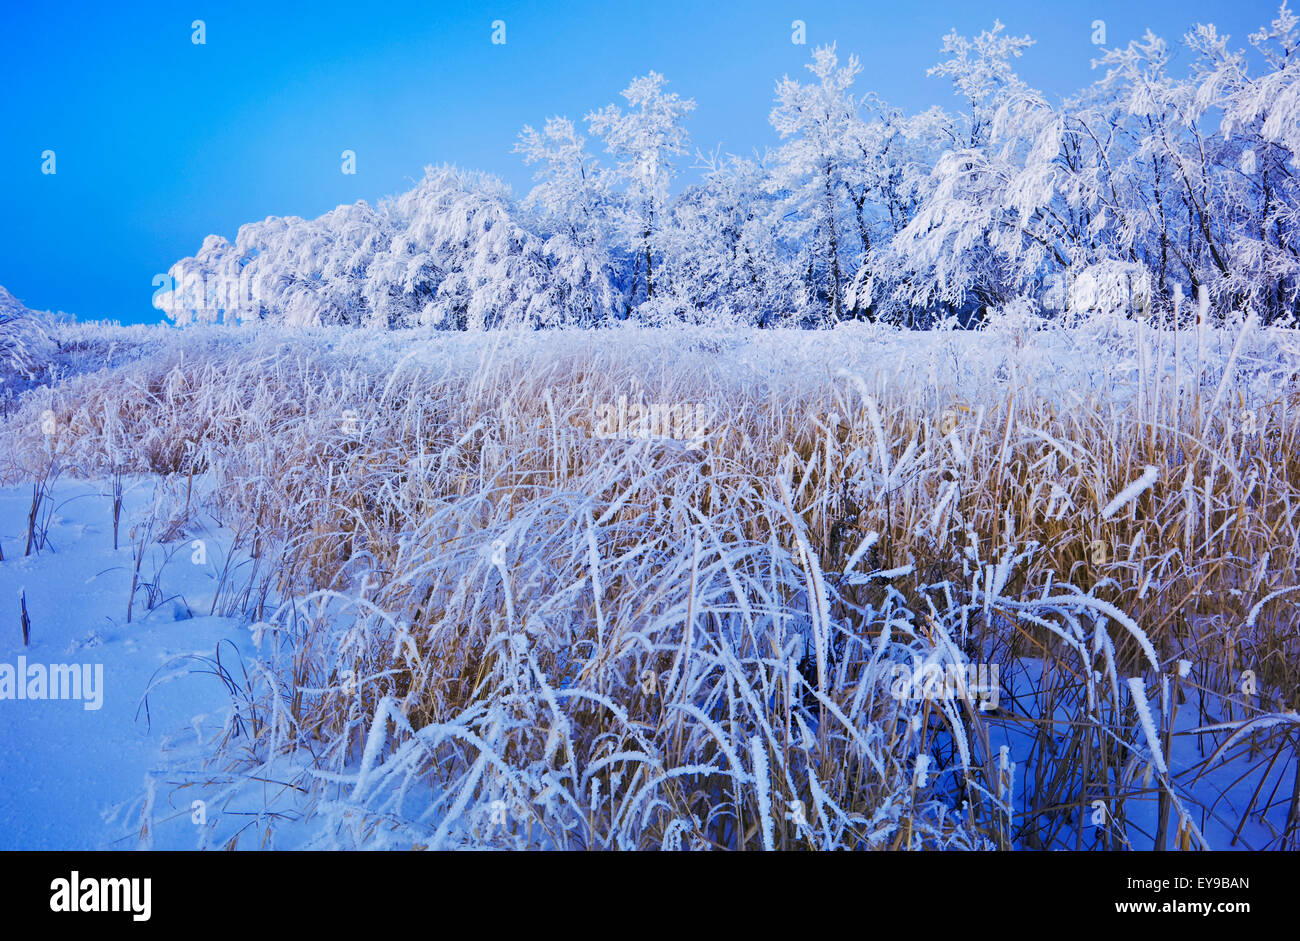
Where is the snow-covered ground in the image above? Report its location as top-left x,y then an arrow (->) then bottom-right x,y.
0,478 -> 256,849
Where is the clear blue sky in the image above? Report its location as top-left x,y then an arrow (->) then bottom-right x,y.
0,0 -> 1283,323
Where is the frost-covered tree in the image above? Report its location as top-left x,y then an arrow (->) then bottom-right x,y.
1179,5 -> 1300,319
586,72 -> 696,313
161,201 -> 387,326
767,46 -> 954,325
646,151 -> 804,325
164,168 -> 578,330
1072,10 -> 1300,322
929,20 -> 1037,151
887,22 -> 1047,316
514,116 -> 621,324
768,45 -> 869,323
364,167 -> 563,330
841,100 -> 955,322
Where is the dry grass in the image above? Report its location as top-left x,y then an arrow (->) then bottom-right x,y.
5,309 -> 1299,849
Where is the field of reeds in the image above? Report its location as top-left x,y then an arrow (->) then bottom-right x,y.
3,303 -> 1299,850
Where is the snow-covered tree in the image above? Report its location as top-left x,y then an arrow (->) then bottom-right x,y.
586,72 -> 696,313
841,100 -> 955,322
164,168 -> 580,330
160,201 -> 387,326
645,151 -> 804,325
364,167 -> 563,330
768,45 -> 869,323
514,116 -> 621,324
886,22 -> 1050,316
1180,4 -> 1300,319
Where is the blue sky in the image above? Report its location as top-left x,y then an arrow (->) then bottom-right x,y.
0,0 -> 1284,323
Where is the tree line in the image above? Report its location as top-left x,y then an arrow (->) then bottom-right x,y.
159,5 -> 1300,329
